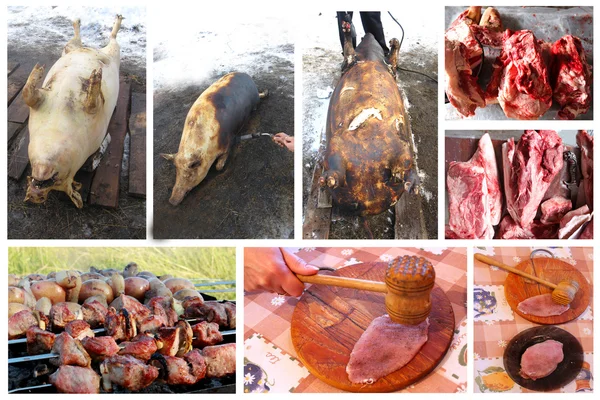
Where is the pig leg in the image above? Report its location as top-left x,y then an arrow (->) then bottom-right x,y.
259,89 -> 269,99
215,152 -> 229,171
22,63 -> 45,108
63,19 -> 82,55
319,153 -> 346,189
341,21 -> 356,72
387,38 -> 400,79
101,15 -> 124,60
83,69 -> 105,114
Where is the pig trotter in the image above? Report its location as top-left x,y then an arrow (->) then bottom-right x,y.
72,180 -> 82,191
215,152 -> 229,171
387,38 -> 400,80
68,181 -> 84,209
22,63 -> 46,108
258,89 -> 269,99
111,15 -> 124,39
64,19 -> 82,54
402,167 -> 420,195
341,21 -> 356,72
83,69 -> 105,114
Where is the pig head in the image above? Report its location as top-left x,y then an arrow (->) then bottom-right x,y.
320,33 -> 418,215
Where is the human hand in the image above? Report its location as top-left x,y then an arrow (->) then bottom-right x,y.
244,248 -> 318,296
272,132 -> 294,152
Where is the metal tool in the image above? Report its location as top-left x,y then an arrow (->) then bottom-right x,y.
239,132 -> 272,141
563,151 -> 579,205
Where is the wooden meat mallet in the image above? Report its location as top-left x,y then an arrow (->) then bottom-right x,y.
296,255 -> 435,325
474,254 -> 579,305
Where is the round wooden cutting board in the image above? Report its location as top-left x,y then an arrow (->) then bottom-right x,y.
503,326 -> 583,391
290,262 -> 455,393
504,257 -> 590,325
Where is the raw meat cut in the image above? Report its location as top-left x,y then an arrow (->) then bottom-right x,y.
517,294 -> 569,317
496,215 -> 558,239
471,133 -> 502,225
558,205 -> 592,239
504,131 -> 564,228
580,218 -> 593,239
577,130 -> 593,210
550,35 -> 592,120
520,340 -> 564,380
346,315 -> 429,384
540,196 -> 572,225
447,162 -> 492,239
444,7 -> 486,117
486,30 -> 553,119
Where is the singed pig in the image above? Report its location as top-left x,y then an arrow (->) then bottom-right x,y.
319,21 -> 418,215
161,72 -> 268,205
23,16 -> 123,208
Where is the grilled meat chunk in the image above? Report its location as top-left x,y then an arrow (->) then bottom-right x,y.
81,300 -> 108,328
26,326 -> 56,355
52,332 -> 91,367
49,365 -> 100,393
81,336 -> 121,362
9,309 -> 44,339
202,343 -> 236,378
49,302 -> 83,331
65,320 -> 94,340
105,307 -> 137,341
118,334 -> 159,361
100,354 -> 159,392
191,321 -> 223,348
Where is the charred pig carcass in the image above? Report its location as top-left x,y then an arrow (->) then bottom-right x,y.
22,16 -> 123,208
319,22 -> 418,216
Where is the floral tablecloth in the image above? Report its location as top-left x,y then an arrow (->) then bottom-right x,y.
244,247 -> 467,393
473,247 -> 594,393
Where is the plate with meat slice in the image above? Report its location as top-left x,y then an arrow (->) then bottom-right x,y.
503,326 -> 583,391
290,262 -> 455,392
504,257 -> 590,325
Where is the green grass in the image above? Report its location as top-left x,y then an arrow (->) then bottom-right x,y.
9,247 -> 236,300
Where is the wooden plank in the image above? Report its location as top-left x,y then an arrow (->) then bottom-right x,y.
8,122 -> 24,142
89,77 -> 131,208
128,92 -> 146,198
302,160 -> 332,239
395,192 -> 428,239
8,127 -> 30,180
8,62 -> 20,77
7,89 -> 30,124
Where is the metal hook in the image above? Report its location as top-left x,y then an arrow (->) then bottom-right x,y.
527,249 -> 554,285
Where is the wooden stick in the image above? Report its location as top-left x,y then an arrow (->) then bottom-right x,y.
474,254 -> 558,289
296,274 -> 387,293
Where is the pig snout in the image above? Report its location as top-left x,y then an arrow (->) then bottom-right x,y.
168,185 -> 190,206
25,182 -> 50,204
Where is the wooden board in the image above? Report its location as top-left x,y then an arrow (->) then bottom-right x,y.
395,192 -> 428,239
8,127 -> 30,180
503,326 -> 583,392
302,160 -> 332,239
504,257 -> 591,325
8,62 -> 20,77
7,90 -> 30,124
8,122 -> 24,143
89,77 -> 131,208
7,64 -> 29,106
291,262 -> 455,392
128,92 -> 146,198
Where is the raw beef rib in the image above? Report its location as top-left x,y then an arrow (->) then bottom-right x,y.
550,35 -> 592,120
540,196 -> 572,225
577,130 -> 593,210
346,315 -> 429,384
517,294 -> 569,317
504,130 -> 564,228
520,340 -> 564,380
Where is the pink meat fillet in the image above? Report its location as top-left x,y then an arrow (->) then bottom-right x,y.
558,205 -> 591,239
577,130 -> 593,210
517,294 -> 569,317
503,131 -> 564,228
520,340 -> 564,380
471,133 -> 502,225
496,215 -> 558,240
540,196 -> 572,225
346,315 -> 429,384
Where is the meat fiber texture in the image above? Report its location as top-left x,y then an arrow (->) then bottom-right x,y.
517,294 -> 569,317
496,214 -> 558,239
346,315 -> 429,384
540,196 -> 573,225
577,130 -> 593,210
580,218 -> 593,239
520,340 -> 564,380
447,162 -> 493,239
550,35 -> 592,120
504,130 -> 564,228
558,205 -> 592,239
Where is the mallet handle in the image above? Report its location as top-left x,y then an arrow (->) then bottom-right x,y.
474,254 -> 558,289
296,274 -> 387,293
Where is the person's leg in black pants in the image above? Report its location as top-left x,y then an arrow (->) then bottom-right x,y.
336,11 -> 356,52
359,12 -> 389,55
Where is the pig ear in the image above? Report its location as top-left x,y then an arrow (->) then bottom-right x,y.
160,153 -> 176,162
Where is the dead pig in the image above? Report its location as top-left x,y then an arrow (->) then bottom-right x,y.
320,23 -> 418,215
162,72 -> 267,205
23,16 -> 123,208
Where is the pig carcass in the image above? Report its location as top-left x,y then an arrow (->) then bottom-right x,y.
23,16 -> 123,208
320,22 -> 418,215
161,72 -> 266,205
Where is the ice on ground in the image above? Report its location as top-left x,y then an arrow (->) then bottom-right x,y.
7,6 -> 146,69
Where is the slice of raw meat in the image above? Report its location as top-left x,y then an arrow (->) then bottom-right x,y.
471,133 -> 502,225
346,315 -> 429,384
503,131 -> 564,228
445,7 -> 483,69
517,294 -> 569,317
540,196 -> 572,225
447,162 -> 492,239
558,205 -> 592,239
496,215 -> 558,240
520,340 -> 564,380
489,30 -> 553,119
577,130 -> 593,210
579,218 -> 593,239
550,35 -> 592,120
